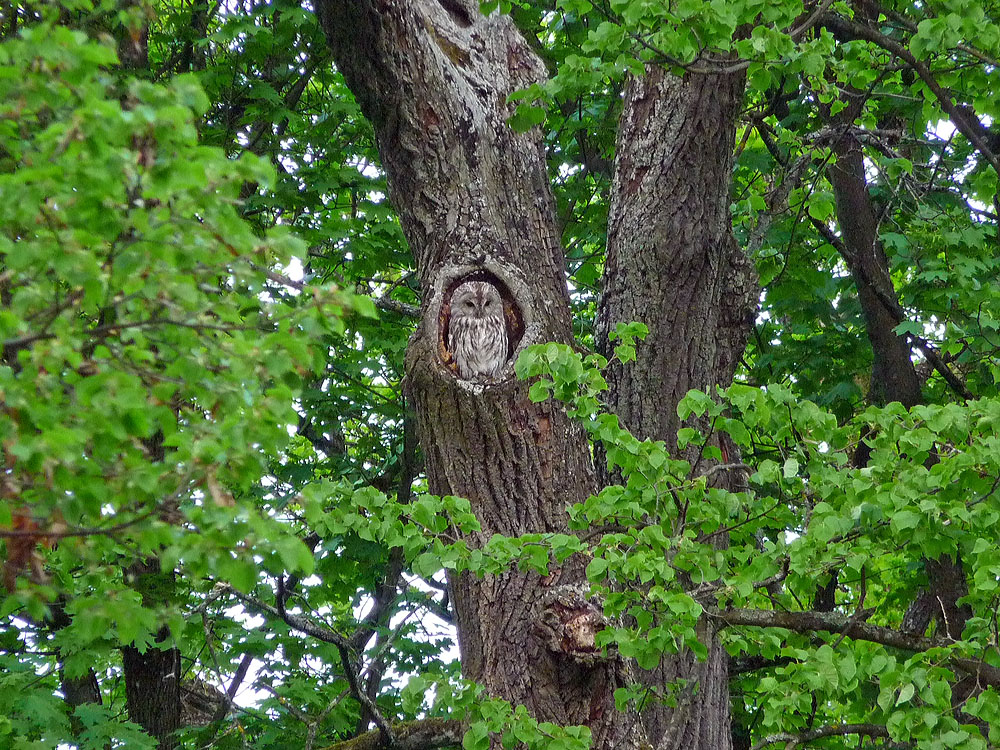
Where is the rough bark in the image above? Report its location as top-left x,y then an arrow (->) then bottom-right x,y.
596,67 -> 756,750
121,635 -> 181,747
316,2 -> 636,747
598,68 -> 756,460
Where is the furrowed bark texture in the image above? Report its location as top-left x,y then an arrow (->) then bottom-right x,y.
597,67 -> 757,750
316,2 -> 635,747
598,68 -> 756,455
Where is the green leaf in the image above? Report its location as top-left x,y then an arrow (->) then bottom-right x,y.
586,557 -> 609,582
463,723 -> 490,750
529,379 -> 552,402
897,683 -> 916,705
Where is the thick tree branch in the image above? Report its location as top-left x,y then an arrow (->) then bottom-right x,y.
868,1 -> 999,70
319,718 -> 465,750
710,608 -> 1000,687
819,12 -> 1000,180
809,208 -> 973,401
336,642 -> 396,746
910,338 -> 975,400
824,93 -> 924,408
751,722 -> 893,750
374,296 -> 421,319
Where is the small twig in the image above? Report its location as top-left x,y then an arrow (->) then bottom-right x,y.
830,566 -> 868,649
0,473 -> 193,539
306,688 -> 351,750
201,613 -> 241,719
788,0 -> 838,40
221,586 -> 350,648
336,643 -> 396,747
0,509 -> 158,540
261,268 -> 307,291
220,585 -> 397,744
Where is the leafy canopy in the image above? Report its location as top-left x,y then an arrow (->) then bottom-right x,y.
1,0 -> 999,748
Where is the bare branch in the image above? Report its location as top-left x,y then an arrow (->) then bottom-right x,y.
221,584 -> 404,745
336,642 -> 396,747
221,586 -> 350,648
910,337 -> 975,401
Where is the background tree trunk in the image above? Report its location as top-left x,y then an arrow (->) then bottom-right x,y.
825,96 -> 923,410
122,557 -> 181,750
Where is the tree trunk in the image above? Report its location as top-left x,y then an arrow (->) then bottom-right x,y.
114,16 -> 188,747
317,4 -> 756,748
826,103 -> 923,410
598,68 -> 755,459
316,1 -> 636,747
49,596 -> 102,737
823,93 -> 976,724
597,67 -> 756,749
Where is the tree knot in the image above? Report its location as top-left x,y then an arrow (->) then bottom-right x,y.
532,584 -> 610,665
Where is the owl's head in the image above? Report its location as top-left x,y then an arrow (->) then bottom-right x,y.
451,281 -> 503,320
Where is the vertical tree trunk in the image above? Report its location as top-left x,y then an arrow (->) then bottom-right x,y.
316,2 -> 637,747
597,67 -> 756,749
823,95 -> 975,720
826,101 -> 923,409
116,14 -> 186,746
49,597 -> 102,735
598,68 -> 755,456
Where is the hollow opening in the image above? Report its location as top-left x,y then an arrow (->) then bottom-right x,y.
438,270 -> 525,376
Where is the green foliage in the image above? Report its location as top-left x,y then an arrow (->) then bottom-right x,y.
0,16 -> 365,747
1,0 -> 998,747
517,341 -> 1000,748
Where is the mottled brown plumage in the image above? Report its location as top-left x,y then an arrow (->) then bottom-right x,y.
447,281 -> 508,379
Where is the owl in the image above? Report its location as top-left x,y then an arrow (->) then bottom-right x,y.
447,281 -> 509,380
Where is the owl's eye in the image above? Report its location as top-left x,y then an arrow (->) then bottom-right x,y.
465,300 -> 474,308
